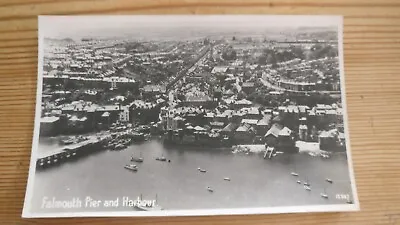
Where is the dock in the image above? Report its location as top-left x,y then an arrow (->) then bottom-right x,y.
264,146 -> 275,159
36,135 -> 109,169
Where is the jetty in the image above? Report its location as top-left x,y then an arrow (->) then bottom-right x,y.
36,135 -> 109,169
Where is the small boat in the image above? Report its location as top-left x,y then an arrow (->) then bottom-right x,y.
131,153 -> 144,163
304,178 -> 310,186
223,177 -> 231,181
124,164 -> 138,171
156,156 -> 166,161
207,187 -> 214,192
304,186 -> 311,191
297,180 -> 301,184
291,172 -> 299,176
325,178 -> 333,183
60,138 -> 74,145
198,168 -> 207,173
320,188 -> 328,198
320,193 -> 328,199
131,156 -> 143,163
346,199 -> 353,204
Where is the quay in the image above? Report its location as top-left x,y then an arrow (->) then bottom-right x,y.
36,135 -> 109,170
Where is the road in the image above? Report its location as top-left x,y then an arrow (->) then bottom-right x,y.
166,46 -> 211,90
259,78 -> 340,95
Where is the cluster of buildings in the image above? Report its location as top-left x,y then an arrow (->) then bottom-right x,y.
263,57 -> 341,93
160,94 -> 346,152
40,36 -> 346,153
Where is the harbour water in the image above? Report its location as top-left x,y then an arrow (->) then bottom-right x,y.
31,137 -> 354,213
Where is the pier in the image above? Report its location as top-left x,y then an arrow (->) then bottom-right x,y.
36,135 -> 109,170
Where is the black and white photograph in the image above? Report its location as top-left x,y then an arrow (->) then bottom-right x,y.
23,15 -> 359,217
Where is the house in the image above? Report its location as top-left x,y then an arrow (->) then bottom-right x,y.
264,123 -> 283,147
256,115 -> 271,135
233,99 -> 253,109
277,127 -> 297,153
210,121 -> 225,130
220,123 -> 239,137
182,95 -> 213,107
211,66 -> 229,74
234,123 -> 256,144
241,119 -> 258,126
67,115 -> 90,133
319,129 -> 339,151
231,111 -> 245,123
141,85 -> 166,99
119,105 -> 130,122
40,116 -> 60,136
241,82 -> 255,94
242,107 -> 261,120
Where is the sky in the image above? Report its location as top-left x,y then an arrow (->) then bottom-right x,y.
39,15 -> 340,41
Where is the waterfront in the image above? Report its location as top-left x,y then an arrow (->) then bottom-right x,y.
31,137 -> 353,213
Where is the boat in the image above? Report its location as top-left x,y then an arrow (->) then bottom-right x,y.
60,137 -> 75,145
346,199 -> 353,204
325,178 -> 333,183
124,164 -> 138,171
304,178 -> 310,186
155,156 -> 166,161
297,180 -> 301,184
291,172 -> 299,176
304,186 -> 311,191
320,188 -> 328,198
198,168 -> 207,173
131,152 -> 144,163
223,177 -> 231,181
134,194 -> 163,211
207,187 -> 214,192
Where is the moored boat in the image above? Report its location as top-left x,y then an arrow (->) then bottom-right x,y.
325,178 -> 333,183
124,164 -> 138,171
155,156 -> 166,161
131,152 -> 144,162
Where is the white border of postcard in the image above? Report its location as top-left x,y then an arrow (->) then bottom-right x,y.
23,15 -> 359,218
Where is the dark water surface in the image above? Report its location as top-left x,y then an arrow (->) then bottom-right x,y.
31,138 -> 354,213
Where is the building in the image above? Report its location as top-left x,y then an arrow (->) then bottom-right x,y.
278,80 -> 316,92
319,129 -> 338,151
241,82 -> 255,94
141,85 -> 166,99
211,66 -> 229,74
220,123 -> 239,138
40,116 -> 60,136
264,123 -> 283,147
299,124 -> 308,141
277,127 -> 297,153
234,123 -> 255,144
233,99 -> 253,109
256,115 -> 271,135
119,105 -> 130,122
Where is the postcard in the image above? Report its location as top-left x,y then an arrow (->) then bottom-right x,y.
23,15 -> 359,218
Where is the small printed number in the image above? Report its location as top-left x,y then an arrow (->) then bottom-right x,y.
336,194 -> 350,200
